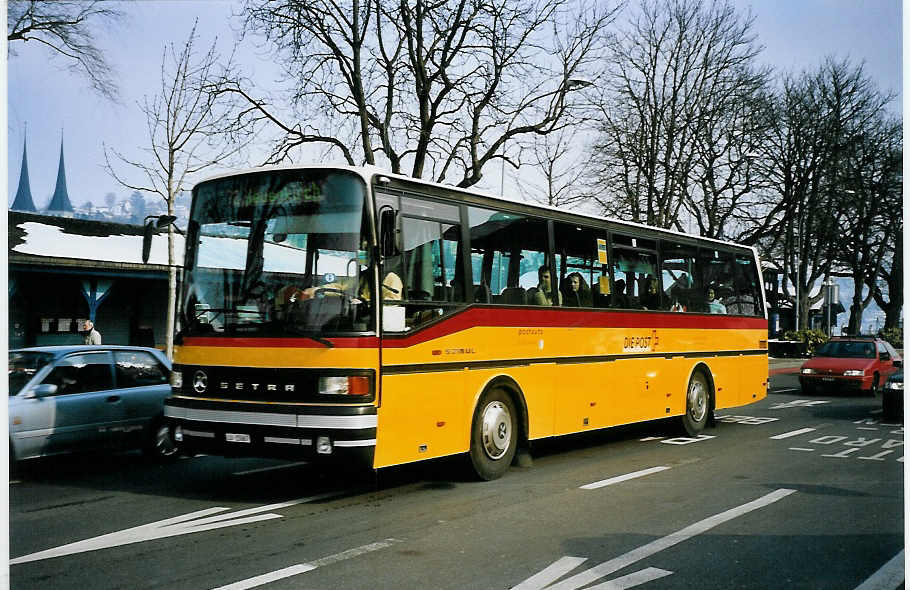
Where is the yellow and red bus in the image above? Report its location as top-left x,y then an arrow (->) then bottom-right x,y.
162,165 -> 768,479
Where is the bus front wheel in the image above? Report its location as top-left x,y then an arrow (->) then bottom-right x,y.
681,371 -> 711,436
469,388 -> 517,481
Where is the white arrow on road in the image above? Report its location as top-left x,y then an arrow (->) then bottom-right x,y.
512,488 -> 796,590
11,492 -> 340,565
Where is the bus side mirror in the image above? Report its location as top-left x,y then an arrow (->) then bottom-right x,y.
142,221 -> 156,264
141,215 -> 178,263
379,208 -> 400,258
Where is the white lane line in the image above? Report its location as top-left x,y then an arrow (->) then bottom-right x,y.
586,567 -> 673,589
232,462 -> 309,476
789,448 -> 815,452
211,539 -> 401,590
518,488 -> 796,590
770,428 -> 817,440
854,550 -> 904,590
514,557 -> 589,589
772,388 -> 801,394
11,493 -> 342,565
580,466 -> 671,490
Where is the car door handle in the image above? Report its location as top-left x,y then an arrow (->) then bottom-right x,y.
106,395 -> 121,403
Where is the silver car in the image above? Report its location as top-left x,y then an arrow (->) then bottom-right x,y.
9,345 -> 178,468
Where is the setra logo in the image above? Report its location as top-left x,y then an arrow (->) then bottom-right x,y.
193,370 -> 208,393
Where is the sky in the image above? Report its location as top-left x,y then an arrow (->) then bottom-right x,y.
4,0 -> 903,210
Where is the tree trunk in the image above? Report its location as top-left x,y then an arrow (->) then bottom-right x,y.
166,199 -> 176,360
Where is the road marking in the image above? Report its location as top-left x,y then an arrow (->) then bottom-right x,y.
212,539 -> 400,590
772,388 -> 801,394
770,428 -> 817,440
580,466 -> 671,490
10,492 -> 342,564
789,448 -> 815,452
586,567 -> 673,589
512,488 -> 796,590
854,550 -> 904,590
770,400 -> 830,410
232,462 -> 309,476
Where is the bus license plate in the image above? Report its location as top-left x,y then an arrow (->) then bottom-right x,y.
226,433 -> 251,443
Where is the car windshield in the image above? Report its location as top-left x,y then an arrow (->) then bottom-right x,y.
181,169 -> 374,337
814,341 -> 876,359
9,351 -> 54,395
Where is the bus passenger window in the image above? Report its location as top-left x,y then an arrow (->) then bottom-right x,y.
728,254 -> 763,316
660,241 -> 699,312
699,249 -> 735,315
553,223 -> 605,308
468,207 -> 551,306
393,197 -> 466,331
610,249 -> 657,310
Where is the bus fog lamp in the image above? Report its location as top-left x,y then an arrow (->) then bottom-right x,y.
174,426 -> 184,442
170,370 -> 183,388
317,436 -> 333,454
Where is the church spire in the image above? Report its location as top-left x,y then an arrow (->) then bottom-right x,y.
10,130 -> 37,211
46,132 -> 74,213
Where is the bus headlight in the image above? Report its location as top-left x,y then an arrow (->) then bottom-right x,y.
318,376 -> 371,396
801,368 -> 816,375
843,370 -> 864,377
170,370 -> 183,389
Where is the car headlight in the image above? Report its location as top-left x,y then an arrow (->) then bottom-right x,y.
885,381 -> 904,391
801,368 -> 816,375
318,376 -> 371,396
170,370 -> 183,389
843,370 -> 865,377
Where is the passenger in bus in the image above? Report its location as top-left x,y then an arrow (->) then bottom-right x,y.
705,286 -> 727,314
610,279 -> 631,308
640,276 -> 660,310
724,288 -> 755,315
528,266 -> 562,306
281,270 -> 403,306
561,272 -> 592,307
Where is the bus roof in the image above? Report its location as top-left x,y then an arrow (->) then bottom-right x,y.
194,163 -> 759,255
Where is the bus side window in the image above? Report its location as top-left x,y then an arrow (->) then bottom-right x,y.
729,254 -> 762,316
660,241 -> 699,312
611,247 -> 657,310
467,207 -> 550,306
699,248 -> 735,315
395,197 -> 466,330
553,222 -> 605,308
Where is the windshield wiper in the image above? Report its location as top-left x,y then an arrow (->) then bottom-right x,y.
282,324 -> 335,348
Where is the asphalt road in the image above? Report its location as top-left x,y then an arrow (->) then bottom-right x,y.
9,367 -> 904,589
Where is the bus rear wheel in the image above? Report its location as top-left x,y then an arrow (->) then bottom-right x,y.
681,371 -> 711,436
469,388 -> 517,481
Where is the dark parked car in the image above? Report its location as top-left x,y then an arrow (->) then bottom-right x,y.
882,370 -> 903,420
799,337 -> 901,394
9,346 -> 178,466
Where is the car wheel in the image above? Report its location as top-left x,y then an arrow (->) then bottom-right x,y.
681,371 -> 711,436
801,381 -> 816,395
869,374 -> 880,397
144,418 -> 179,461
468,388 -> 517,481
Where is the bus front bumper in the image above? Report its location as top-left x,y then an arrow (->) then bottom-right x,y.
164,397 -> 376,465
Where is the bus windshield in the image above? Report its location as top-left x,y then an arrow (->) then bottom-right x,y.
181,169 -> 374,337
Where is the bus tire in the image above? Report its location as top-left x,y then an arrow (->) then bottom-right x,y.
681,370 -> 711,436
469,388 -> 517,481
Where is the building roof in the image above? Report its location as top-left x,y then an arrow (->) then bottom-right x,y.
11,136 -> 36,212
45,139 -> 74,213
9,211 -> 184,275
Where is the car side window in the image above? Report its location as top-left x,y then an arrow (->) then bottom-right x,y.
42,352 -> 113,395
877,342 -> 891,361
114,351 -> 168,388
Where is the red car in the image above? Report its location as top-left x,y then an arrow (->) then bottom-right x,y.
799,337 -> 902,394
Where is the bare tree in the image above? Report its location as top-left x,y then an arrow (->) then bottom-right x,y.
871,221 -> 902,332
837,116 -> 901,334
105,23 -> 251,358
588,0 -> 764,231
215,0 -> 619,187
517,127 -> 592,208
742,59 -> 894,329
7,0 -> 123,100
